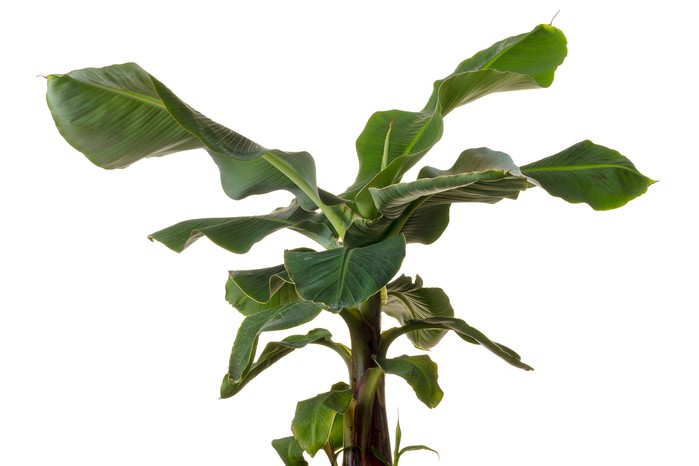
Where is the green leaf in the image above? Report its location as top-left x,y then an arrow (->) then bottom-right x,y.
382,317 -> 533,371
221,328 -> 337,399
384,275 -> 454,350
292,384 -> 352,457
376,355 -> 444,408
371,170 -> 513,219
344,204 -> 451,248
47,63 -> 347,221
228,301 -> 322,382
345,24 -> 567,217
521,140 -> 655,210
151,76 -> 348,219
344,149 -> 528,248
149,202 -> 337,254
226,264 -> 296,305
46,63 -> 203,169
396,445 -> 440,465
284,236 -> 406,310
272,436 -> 309,466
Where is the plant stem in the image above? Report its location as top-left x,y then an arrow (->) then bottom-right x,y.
340,295 -> 392,466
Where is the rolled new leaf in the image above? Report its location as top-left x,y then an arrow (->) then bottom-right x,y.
521,140 -> 655,210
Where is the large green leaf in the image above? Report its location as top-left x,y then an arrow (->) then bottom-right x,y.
292,383 -> 352,457
344,24 -> 567,217
521,140 -> 655,210
272,436 -> 309,466
47,63 -> 346,219
376,355 -> 443,408
284,236 -> 406,310
46,63 -> 203,168
383,275 -> 454,350
228,301 -> 322,382
221,329 -> 341,399
149,202 -> 337,254
381,317 -> 533,371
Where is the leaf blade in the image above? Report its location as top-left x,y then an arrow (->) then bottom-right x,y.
285,236 -> 406,310
376,355 -> 444,408
521,140 -> 654,210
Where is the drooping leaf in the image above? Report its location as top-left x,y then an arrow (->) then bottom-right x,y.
383,275 -> 454,350
376,355 -> 444,408
228,264 -> 291,302
395,445 -> 440,465
47,63 -> 346,215
221,328 -> 338,399
272,436 -> 309,466
228,301 -> 322,382
151,76 -> 349,216
521,140 -> 655,210
285,235 -> 406,310
149,201 -> 337,254
383,317 -> 533,371
344,24 -> 567,217
46,63 -> 203,169
292,383 -> 352,457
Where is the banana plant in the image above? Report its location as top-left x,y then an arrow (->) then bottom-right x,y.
45,24 -> 653,466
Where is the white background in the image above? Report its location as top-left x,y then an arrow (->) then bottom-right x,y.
2,1 -> 697,465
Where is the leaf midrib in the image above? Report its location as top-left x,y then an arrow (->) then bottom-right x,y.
64,74 -> 165,109
524,163 -> 636,173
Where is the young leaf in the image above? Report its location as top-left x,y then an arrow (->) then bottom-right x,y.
148,202 -> 337,254
228,301 -> 322,382
284,235 -> 406,310
292,384 -> 352,457
221,328 -> 341,399
383,275 -> 454,350
375,355 -> 444,408
521,140 -> 655,210
271,436 -> 310,466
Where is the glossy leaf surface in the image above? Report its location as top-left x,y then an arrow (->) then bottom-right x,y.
292,383 -> 352,457
285,236 -> 406,310
521,140 -> 654,210
376,355 -> 443,408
